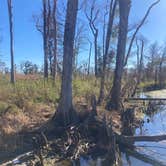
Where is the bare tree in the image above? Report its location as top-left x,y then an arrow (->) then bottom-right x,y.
136,37 -> 145,85
87,40 -> 92,75
34,0 -> 58,80
52,0 -> 57,81
43,0 -> 49,79
7,0 -> 15,84
158,46 -> 166,88
73,22 -> 86,72
146,42 -> 160,85
107,0 -> 131,111
53,0 -> 78,126
98,0 -> 117,104
124,0 -> 160,67
85,0 -> 99,77
107,0 -> 160,111
131,37 -> 145,97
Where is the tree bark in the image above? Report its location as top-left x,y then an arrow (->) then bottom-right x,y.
53,0 -> 78,126
107,0 -> 131,111
7,0 -> 15,84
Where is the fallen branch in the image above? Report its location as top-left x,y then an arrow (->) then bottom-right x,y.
116,133 -> 166,147
127,98 -> 166,101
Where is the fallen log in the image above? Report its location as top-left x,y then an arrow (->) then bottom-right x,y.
127,98 -> 166,101
115,133 -> 166,149
116,134 -> 166,143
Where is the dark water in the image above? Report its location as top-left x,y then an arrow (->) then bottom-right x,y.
77,104 -> 166,166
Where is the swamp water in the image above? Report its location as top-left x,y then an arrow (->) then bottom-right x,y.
73,105 -> 166,166
74,91 -> 166,166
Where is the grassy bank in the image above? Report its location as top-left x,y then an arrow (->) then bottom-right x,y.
0,74 -> 101,137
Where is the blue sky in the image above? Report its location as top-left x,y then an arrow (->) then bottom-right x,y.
130,0 -> 166,43
0,0 -> 43,68
0,0 -> 166,68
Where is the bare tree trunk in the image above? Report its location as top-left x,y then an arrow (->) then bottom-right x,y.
7,0 -> 15,84
158,47 -> 166,88
154,67 -> 158,87
159,61 -> 163,88
131,38 -> 144,97
88,41 -> 92,75
85,1 -> 99,77
106,0 -> 131,111
52,0 -> 57,82
53,0 -> 78,126
47,0 -> 52,77
98,0 -> 117,104
43,0 -> 48,79
138,39 -> 144,84
94,34 -> 98,77
104,0 -> 159,110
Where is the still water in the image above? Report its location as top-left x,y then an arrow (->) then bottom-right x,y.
76,104 -> 166,166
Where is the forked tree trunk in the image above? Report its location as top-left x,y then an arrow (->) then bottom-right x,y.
107,0 -> 131,111
7,0 -> 15,84
85,1 -> 99,77
53,0 -> 78,126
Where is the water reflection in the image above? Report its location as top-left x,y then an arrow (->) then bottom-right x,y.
73,104 -> 166,166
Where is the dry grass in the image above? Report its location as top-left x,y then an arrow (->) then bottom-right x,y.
0,74 -> 100,138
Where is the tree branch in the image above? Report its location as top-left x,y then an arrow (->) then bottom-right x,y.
124,0 -> 160,67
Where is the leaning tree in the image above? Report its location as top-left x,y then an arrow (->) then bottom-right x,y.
107,0 -> 160,111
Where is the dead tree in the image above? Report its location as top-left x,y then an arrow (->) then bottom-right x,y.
43,0 -> 49,79
158,46 -> 166,88
87,40 -> 92,75
73,22 -> 86,73
137,38 -> 144,83
52,0 -> 57,81
107,0 -> 160,111
53,0 -> 78,126
85,0 -> 99,77
98,0 -> 117,104
124,0 -> 160,67
7,0 -> 15,84
106,0 -> 131,111
131,37 -> 145,97
35,0 -> 57,80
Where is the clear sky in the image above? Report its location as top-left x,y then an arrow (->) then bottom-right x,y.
0,0 -> 166,68
0,0 -> 43,68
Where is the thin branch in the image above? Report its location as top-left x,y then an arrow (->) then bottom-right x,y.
124,0 -> 160,67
